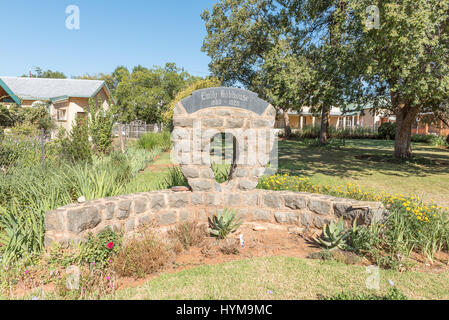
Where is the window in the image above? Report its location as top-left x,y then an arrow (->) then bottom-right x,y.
57,109 -> 67,121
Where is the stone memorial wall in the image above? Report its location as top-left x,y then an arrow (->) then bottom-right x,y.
44,87 -> 386,247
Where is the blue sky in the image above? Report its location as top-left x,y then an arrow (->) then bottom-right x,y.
1,0 -> 218,77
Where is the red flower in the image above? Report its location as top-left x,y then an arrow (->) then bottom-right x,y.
107,242 -> 114,249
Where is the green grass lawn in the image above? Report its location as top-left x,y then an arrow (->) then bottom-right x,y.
133,138 -> 449,207
125,151 -> 175,193
277,139 -> 449,207
109,257 -> 449,300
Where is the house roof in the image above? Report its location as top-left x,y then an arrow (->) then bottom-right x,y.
287,103 -> 375,116
0,76 -> 110,105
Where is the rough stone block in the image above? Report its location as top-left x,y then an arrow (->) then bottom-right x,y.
169,192 -> 189,208
181,166 -> 200,179
274,211 -> 299,224
314,216 -> 332,228
250,167 -> 265,179
235,209 -> 249,220
225,193 -> 241,206
179,210 -> 191,221
134,197 -> 148,214
253,209 -> 272,221
300,212 -> 312,227
191,192 -> 203,205
239,179 -> 258,191
157,211 -> 178,226
226,118 -> 244,128
205,192 -> 222,206
67,206 -> 101,234
203,118 -> 224,127
125,219 -> 135,232
45,210 -> 65,231
240,192 -> 258,206
200,168 -> 214,179
117,200 -> 131,219
138,214 -> 152,226
233,167 -> 247,177
189,179 -> 213,191
284,194 -> 308,209
216,109 -> 233,116
308,198 -> 332,215
263,193 -> 282,208
150,194 -> 167,211
198,209 -> 208,221
173,117 -> 194,127
105,203 -> 115,220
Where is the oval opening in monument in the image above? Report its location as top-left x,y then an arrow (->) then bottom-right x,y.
209,132 -> 237,184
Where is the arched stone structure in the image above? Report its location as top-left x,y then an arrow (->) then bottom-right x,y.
171,87 -> 277,192
44,87 -> 387,247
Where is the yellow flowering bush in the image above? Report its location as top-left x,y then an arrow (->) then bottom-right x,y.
258,173 -> 449,265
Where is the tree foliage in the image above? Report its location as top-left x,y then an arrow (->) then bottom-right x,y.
114,63 -> 200,123
23,67 -> 66,79
88,97 -> 115,155
203,0 -> 449,158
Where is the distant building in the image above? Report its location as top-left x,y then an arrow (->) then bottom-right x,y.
275,105 -> 394,132
0,76 -> 113,134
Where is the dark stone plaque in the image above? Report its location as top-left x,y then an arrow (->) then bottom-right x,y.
180,87 -> 270,115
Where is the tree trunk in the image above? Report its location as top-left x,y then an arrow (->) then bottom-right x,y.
319,106 -> 330,144
283,110 -> 292,139
394,105 -> 420,159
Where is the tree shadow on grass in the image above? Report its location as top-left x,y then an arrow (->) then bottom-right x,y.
277,139 -> 449,179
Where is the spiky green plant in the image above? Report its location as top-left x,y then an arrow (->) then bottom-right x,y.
313,218 -> 350,250
208,208 -> 242,239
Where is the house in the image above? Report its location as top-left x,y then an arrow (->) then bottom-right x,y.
411,112 -> 449,136
0,76 -> 112,134
275,105 -> 394,132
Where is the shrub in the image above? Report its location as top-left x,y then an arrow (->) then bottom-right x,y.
411,134 -> 434,143
59,117 -> 92,163
168,221 -> 206,249
55,264 -> 118,299
136,131 -> 172,152
113,226 -> 172,278
208,208 -> 242,239
158,167 -> 189,189
212,163 -> 230,183
88,97 -> 115,155
378,122 -> 396,140
77,228 -> 122,267
217,238 -> 240,255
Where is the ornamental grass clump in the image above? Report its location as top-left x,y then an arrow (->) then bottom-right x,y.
168,221 -> 206,249
113,225 -> 174,278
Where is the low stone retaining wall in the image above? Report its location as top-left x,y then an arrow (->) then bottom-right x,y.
45,189 -> 387,247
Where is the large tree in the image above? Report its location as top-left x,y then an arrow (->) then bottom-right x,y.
201,0 -> 301,136
114,63 -> 199,123
333,0 -> 449,158
201,0 -> 350,141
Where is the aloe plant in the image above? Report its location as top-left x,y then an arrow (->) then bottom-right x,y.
313,218 -> 350,250
208,208 -> 242,239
